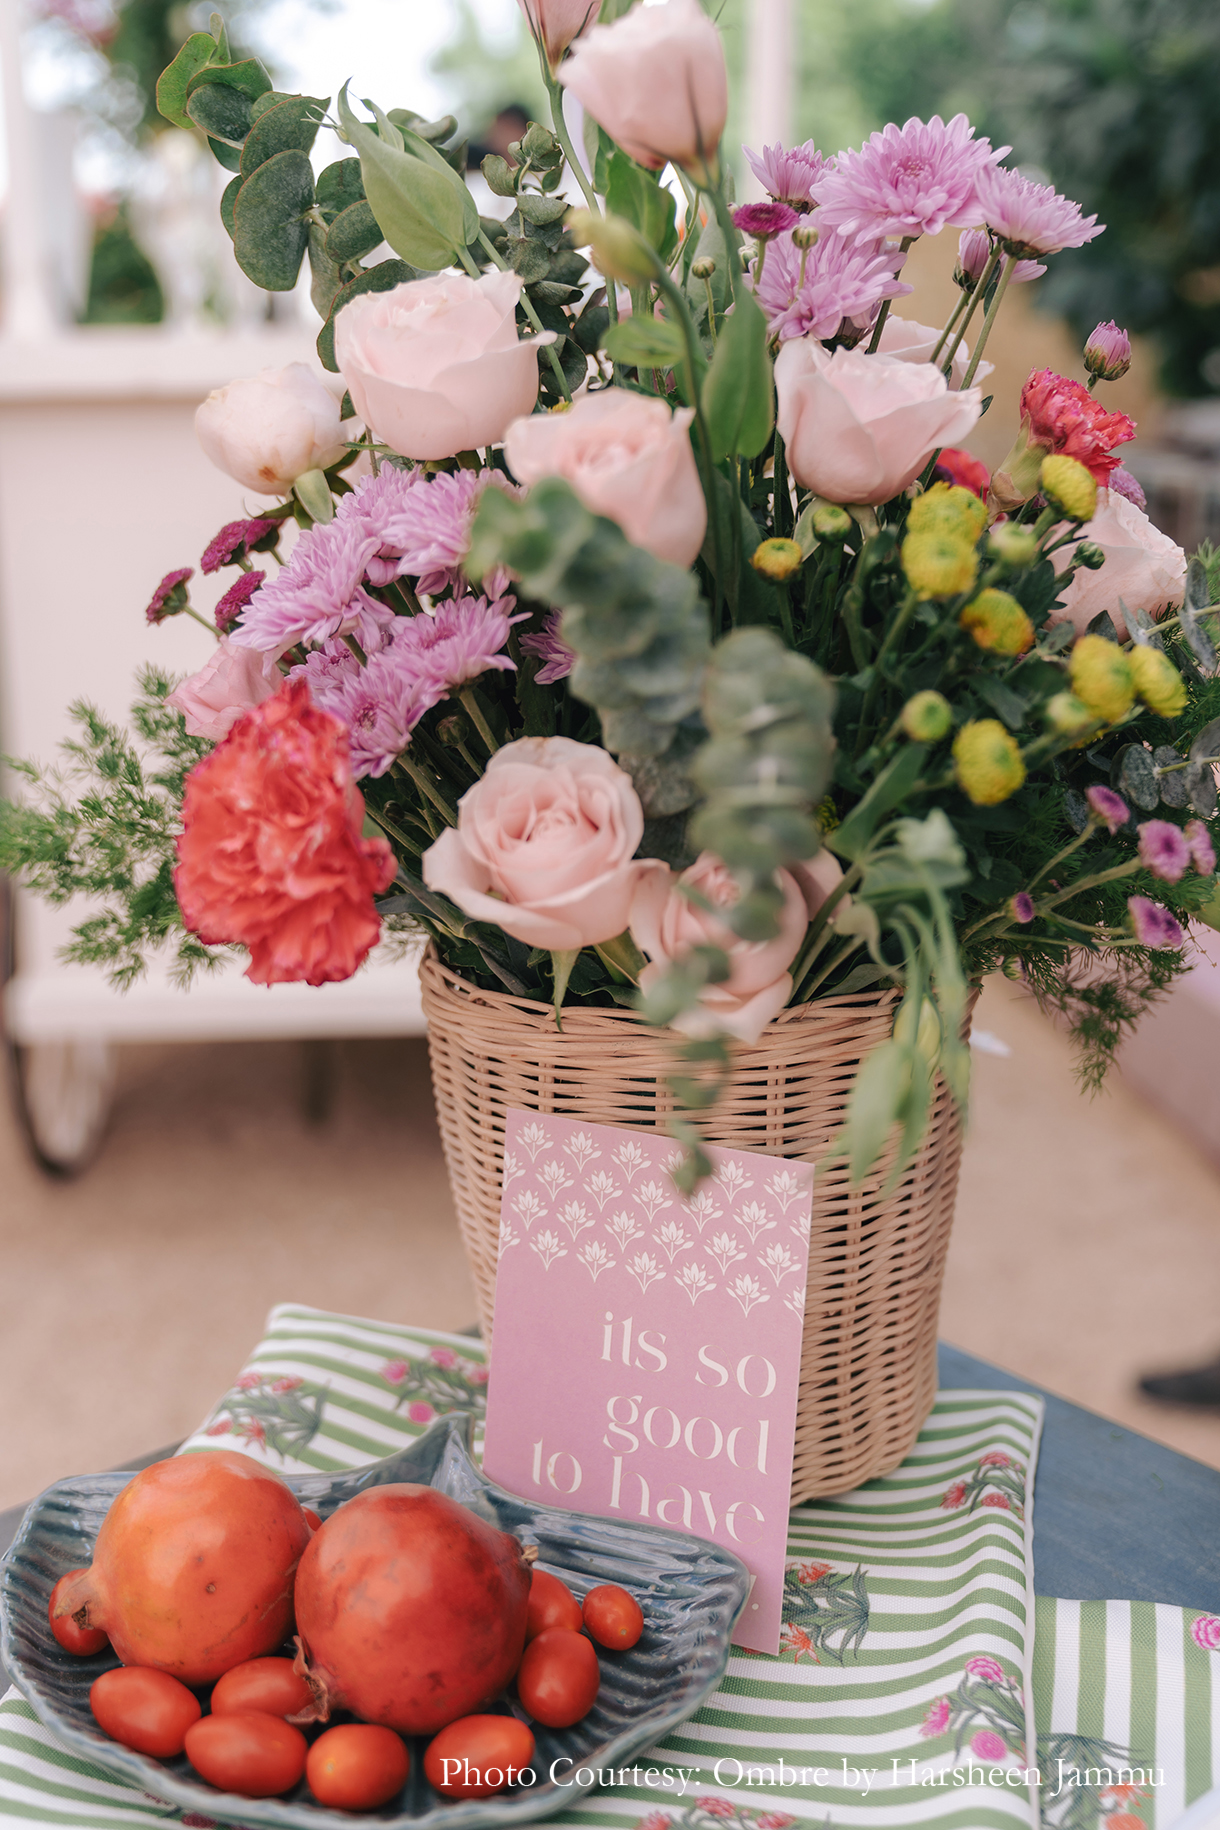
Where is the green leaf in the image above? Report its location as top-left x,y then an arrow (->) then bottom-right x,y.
239,93 -> 326,179
219,174 -> 241,241
306,222 -> 344,319
232,149 -> 315,291
605,152 -> 679,262
293,468 -> 335,523
316,158 -> 366,218
186,57 -> 272,105
841,1039 -> 913,1185
701,284 -> 774,461
325,199 -> 385,265
549,948 -> 580,1024
317,259 -> 420,371
338,86 -> 473,272
186,81 -> 254,149
828,744 -> 928,861
516,192 -> 570,227
157,31 -> 226,129
602,316 -> 687,370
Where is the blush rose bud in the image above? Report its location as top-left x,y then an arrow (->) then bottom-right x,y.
566,208 -> 659,286
1083,320 -> 1132,383
195,364 -> 349,496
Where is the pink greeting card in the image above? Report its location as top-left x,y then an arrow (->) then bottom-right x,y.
481,1111 -> 814,1654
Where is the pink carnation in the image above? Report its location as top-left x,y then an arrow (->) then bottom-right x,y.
978,1450 -> 1012,1469
430,1346 -> 459,1368
972,164 -> 1103,256
407,1401 -> 435,1424
921,1697 -> 951,1737
693,1801 -> 736,1819
813,113 -> 1005,244
941,1480 -> 967,1509
382,1359 -> 409,1383
744,139 -> 828,208
753,226 -> 911,343
1191,1614 -> 1220,1652
980,1492 -> 1011,1510
965,1655 -> 1007,1683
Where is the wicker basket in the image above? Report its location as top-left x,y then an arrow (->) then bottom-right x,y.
420,949 -> 971,1502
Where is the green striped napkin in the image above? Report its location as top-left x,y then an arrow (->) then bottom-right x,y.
0,1305 -> 1051,1830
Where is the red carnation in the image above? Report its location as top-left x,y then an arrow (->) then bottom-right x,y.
1019,368 -> 1135,482
933,446 -> 990,499
175,679 -> 395,988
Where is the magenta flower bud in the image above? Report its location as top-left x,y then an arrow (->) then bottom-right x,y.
1185,818 -> 1217,876
145,566 -> 194,626
1128,895 -> 1185,949
1137,818 -> 1192,883
732,201 -> 799,240
1084,319 -> 1132,382
1085,784 -> 1129,832
1010,891 -> 1035,923
954,229 -> 991,289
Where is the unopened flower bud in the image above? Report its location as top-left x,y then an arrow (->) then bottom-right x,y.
959,587 -> 1035,656
1039,452 -> 1097,523
901,690 -> 953,743
791,223 -> 819,251
1045,691 -> 1095,737
987,523 -> 1039,566
908,481 -> 987,542
902,530 -> 979,600
1075,541 -> 1106,570
953,719 -> 1026,806
810,501 -> 852,540
1083,319 -> 1131,383
691,256 -> 717,280
893,994 -> 941,1066
1129,644 -> 1187,718
1010,891 -> 1035,924
815,794 -> 839,834
437,714 -> 467,747
750,537 -> 804,581
954,228 -> 991,291
566,208 -> 659,285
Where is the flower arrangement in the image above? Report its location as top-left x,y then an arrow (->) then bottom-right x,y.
5,0 -> 1220,1185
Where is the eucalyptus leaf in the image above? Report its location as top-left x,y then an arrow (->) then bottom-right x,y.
482,154 -> 518,198
156,30 -> 227,129
185,57 -> 271,105
1063,788 -> 1090,833
1153,745 -> 1190,808
1187,555 -> 1211,614
1125,597 -> 1165,651
1186,760 -> 1219,818
232,149 -> 315,291
219,174 -> 241,241
516,192 -> 570,227
325,199 -> 384,264
605,152 -> 679,262
1181,598 -> 1219,674
316,159 -> 366,218
239,93 -> 326,179
1191,717 -> 1220,762
1085,607 -> 1119,644
307,222 -> 344,319
186,81 -> 253,149
1114,743 -> 1159,812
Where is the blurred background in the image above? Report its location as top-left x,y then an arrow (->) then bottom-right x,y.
3,0 -> 1220,1510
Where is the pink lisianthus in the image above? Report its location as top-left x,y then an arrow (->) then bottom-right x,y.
504,389 -> 707,567
422,736 -> 660,951
744,139 -> 828,209
629,851 -> 842,1045
168,638 -> 281,741
874,314 -> 991,389
1050,492 -> 1187,641
920,1697 -> 951,1737
518,0 -> 595,70
775,341 -> 983,504
972,164 -> 1103,256
752,227 -> 911,344
812,113 -> 1006,244
965,1654 -> 1008,1684
195,363 -> 349,494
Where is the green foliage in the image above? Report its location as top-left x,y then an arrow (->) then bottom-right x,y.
0,670 -> 221,990
80,208 -> 164,326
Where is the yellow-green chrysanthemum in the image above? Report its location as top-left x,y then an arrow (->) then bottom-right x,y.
900,690 -> 953,743
750,537 -> 804,581
1128,643 -> 1187,717
1069,633 -> 1135,724
902,531 -> 979,599
987,523 -> 1039,566
959,588 -> 1035,656
1045,691 -> 1097,741
1039,453 -> 1098,523
953,719 -> 1027,805
907,482 -> 988,542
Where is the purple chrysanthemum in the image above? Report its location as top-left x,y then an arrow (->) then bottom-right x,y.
229,516 -> 387,654
1086,784 -> 1129,832
752,226 -> 912,343
395,593 -> 526,691
812,114 -> 1006,245
971,164 -> 1103,256
289,636 -> 444,780
1138,819 -> 1192,883
1108,467 -> 1147,512
1185,818 -> 1217,876
1128,895 -> 1185,949
733,201 -> 799,239
1011,891 -> 1035,923
955,228 -> 1045,289
145,567 -> 193,625
200,517 -> 279,574
520,611 -> 575,685
214,569 -> 266,634
339,466 -> 493,596
743,140 -> 829,210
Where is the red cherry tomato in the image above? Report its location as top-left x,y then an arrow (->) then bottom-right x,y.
49,1572 -> 108,1656
210,1657 -> 313,1719
303,1508 -> 322,1532
582,1584 -> 643,1650
306,1724 -> 410,1811
185,1711 -> 307,1797
425,1715 -> 536,1799
526,1569 -> 582,1641
516,1627 -> 600,1728
90,1667 -> 201,1758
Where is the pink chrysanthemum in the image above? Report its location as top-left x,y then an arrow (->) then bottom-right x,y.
972,164 -> 1103,256
1185,819 -> 1217,876
288,636 -> 444,781
1086,785 -> 1129,832
1109,467 -> 1147,512
733,201 -> 798,239
1084,320 -> 1132,382
214,570 -> 265,634
396,593 -> 526,691
1138,819 -> 1192,883
145,567 -> 193,626
200,517 -> 278,574
1128,895 -> 1185,948
520,611 -> 575,685
744,139 -> 829,209
341,466 -> 500,597
955,228 -> 1045,288
979,1450 -> 1012,1468
230,516 -> 388,654
752,226 -> 912,342
921,1697 -> 951,1738
812,114 -> 1005,245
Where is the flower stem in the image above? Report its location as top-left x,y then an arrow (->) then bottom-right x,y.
930,288 -> 971,365
941,248 -> 999,377
960,256 -> 1015,391
393,753 -> 458,825
474,228 -> 572,402
459,686 -> 500,754
866,237 -> 915,355
181,605 -> 222,641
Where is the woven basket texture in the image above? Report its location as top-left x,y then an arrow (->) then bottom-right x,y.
420,949 -> 970,1502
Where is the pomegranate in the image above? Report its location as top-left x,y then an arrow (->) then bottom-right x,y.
292,1485 -> 533,1736
51,1452 -> 312,1687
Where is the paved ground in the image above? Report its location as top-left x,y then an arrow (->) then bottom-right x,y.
2,976 -> 1219,1511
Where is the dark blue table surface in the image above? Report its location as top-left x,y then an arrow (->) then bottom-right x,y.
2,1349 -> 1219,1698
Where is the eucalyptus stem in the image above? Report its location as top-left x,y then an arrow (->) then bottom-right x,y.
960,255 -> 1015,391
459,687 -> 500,754
475,229 -> 572,402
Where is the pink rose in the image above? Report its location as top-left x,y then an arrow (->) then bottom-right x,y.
1192,1614 -> 1220,1652
559,0 -> 728,184
422,736 -> 660,950
504,390 -> 707,567
971,1730 -> 1008,1763
195,363 -> 349,494
775,341 -> 983,505
630,850 -> 841,1044
335,273 -> 553,463
518,0 -> 594,69
1050,489 -> 1187,639
168,639 -> 281,741
407,1401 -> 435,1424
382,1359 -> 409,1384
430,1346 -> 459,1368
875,314 -> 992,389
965,1655 -> 1007,1684
979,1450 -> 1012,1468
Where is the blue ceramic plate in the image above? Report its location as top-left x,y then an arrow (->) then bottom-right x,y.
0,1414 -> 749,1829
